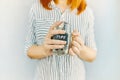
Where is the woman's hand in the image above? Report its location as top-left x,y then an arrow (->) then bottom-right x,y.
42,21 -> 66,57
69,29 -> 85,56
69,30 -> 96,62
27,22 -> 66,59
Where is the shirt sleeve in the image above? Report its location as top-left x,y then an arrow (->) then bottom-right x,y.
84,8 -> 97,51
24,5 -> 36,55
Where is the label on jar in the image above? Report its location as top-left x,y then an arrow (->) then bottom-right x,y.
51,33 -> 68,45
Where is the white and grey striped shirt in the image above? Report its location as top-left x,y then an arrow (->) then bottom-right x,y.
24,0 -> 97,80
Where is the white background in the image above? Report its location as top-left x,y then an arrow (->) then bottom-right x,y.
0,0 -> 120,80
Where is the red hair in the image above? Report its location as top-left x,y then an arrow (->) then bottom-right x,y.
40,0 -> 87,15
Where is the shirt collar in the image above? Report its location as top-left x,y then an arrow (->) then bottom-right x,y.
49,0 -> 57,9
49,0 -> 76,14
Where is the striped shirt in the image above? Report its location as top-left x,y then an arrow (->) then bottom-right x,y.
24,0 -> 97,80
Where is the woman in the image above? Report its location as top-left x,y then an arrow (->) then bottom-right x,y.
25,0 -> 97,80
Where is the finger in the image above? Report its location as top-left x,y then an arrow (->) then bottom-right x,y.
47,30 -> 65,38
46,39 -> 66,45
47,22 -> 63,38
74,29 -> 79,32
69,48 -> 76,56
51,30 -> 65,35
72,31 -> 80,39
72,41 -> 82,51
50,21 -> 63,30
72,32 -> 80,37
47,45 -> 65,49
74,37 -> 84,46
72,29 -> 80,36
72,46 -> 80,55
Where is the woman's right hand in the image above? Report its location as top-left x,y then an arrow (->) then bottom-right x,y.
42,21 -> 66,57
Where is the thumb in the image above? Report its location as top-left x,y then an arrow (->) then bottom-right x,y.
72,29 -> 80,36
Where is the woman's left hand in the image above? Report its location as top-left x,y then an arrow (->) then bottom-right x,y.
69,29 -> 96,62
69,29 -> 86,57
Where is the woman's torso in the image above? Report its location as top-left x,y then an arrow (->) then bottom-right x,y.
31,0 -> 93,80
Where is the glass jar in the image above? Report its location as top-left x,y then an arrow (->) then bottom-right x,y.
51,22 -> 71,55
